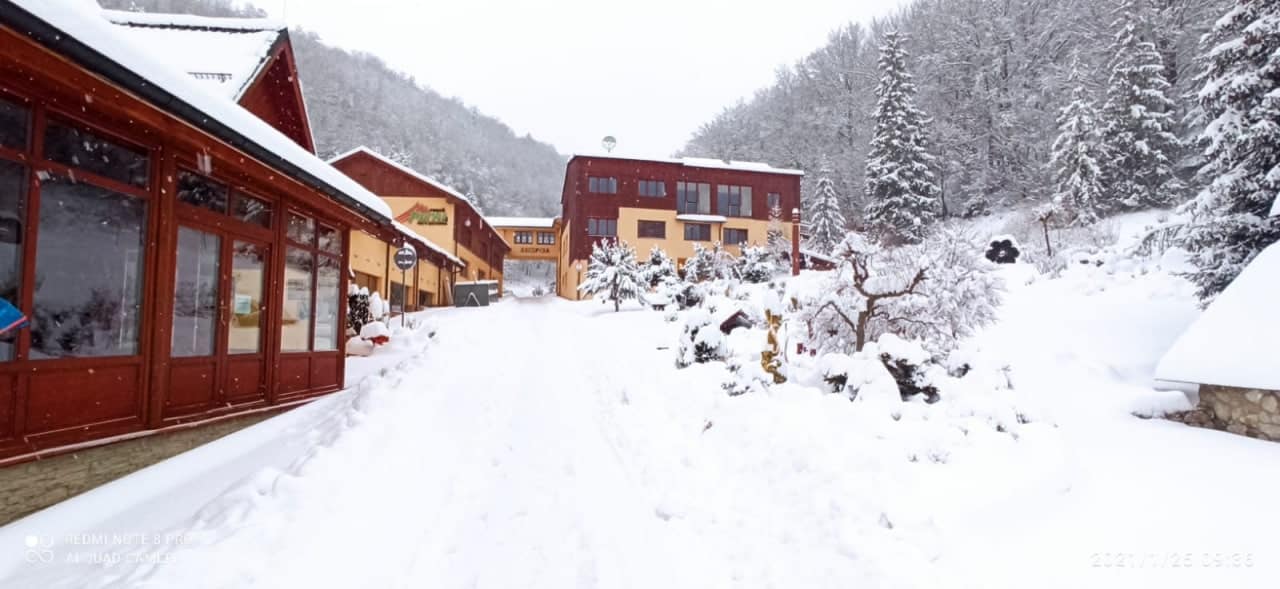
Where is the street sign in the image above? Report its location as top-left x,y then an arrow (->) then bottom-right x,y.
394,246 -> 417,270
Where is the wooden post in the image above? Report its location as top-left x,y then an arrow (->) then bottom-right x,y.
791,208 -> 801,276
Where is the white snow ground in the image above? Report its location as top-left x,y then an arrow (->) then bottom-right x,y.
2,248 -> 1279,588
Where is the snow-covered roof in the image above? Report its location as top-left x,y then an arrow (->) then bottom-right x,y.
102,9 -> 283,101
486,216 -> 556,228
12,0 -> 393,221
799,248 -> 838,264
392,220 -> 463,268
676,214 -> 728,223
1156,242 -> 1280,390
571,153 -> 805,176
328,146 -> 510,249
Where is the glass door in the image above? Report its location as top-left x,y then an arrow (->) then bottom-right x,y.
167,224 -> 270,415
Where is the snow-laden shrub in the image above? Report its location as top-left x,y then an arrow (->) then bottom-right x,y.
347,287 -> 372,335
578,239 -> 645,312
797,230 -> 1003,355
676,308 -> 726,368
643,246 -> 678,287
817,335 -> 943,403
683,242 -> 737,282
368,291 -> 389,321
673,280 -> 705,310
736,245 -> 776,283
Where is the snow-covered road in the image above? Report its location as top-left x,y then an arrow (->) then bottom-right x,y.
4,270 -> 1280,588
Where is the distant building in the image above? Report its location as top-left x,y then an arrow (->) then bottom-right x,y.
330,147 -> 510,297
558,155 -> 804,299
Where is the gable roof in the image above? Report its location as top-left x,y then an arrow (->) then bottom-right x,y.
102,9 -> 284,101
570,153 -> 805,177
4,0 -> 391,222
486,217 -> 557,229
1156,241 -> 1280,390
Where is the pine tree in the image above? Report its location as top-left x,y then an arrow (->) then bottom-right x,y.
805,156 -> 847,254
737,246 -> 777,283
863,31 -> 939,244
642,245 -> 677,288
766,204 -> 791,263
1099,0 -> 1184,211
577,239 -> 645,312
1050,62 -> 1108,226
1182,0 -> 1280,302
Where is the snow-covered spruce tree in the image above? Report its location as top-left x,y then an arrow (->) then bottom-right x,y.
1182,0 -> 1280,301
642,245 -> 678,288
863,31 -> 940,244
683,242 -> 737,282
805,156 -> 846,254
1050,63 -> 1108,226
766,203 -> 791,262
736,245 -> 776,283
1099,0 -> 1184,211
577,239 -> 644,312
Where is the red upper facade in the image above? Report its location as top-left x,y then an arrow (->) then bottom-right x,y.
560,155 -> 804,260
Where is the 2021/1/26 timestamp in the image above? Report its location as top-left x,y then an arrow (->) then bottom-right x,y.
1090,552 -> 1254,568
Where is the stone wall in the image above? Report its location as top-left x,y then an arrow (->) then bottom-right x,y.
1198,385 -> 1280,441
0,411 -> 279,525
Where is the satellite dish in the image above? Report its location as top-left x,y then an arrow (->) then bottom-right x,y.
601,136 -> 617,153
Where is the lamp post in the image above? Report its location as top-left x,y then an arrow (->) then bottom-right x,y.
791,207 -> 801,276
575,261 -> 583,300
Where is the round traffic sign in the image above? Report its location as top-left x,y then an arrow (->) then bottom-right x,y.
394,246 -> 417,270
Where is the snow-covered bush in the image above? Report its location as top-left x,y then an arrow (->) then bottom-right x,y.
736,245 -> 776,283
676,308 -> 726,368
683,243 -> 737,282
368,291 -> 389,322
347,286 -> 372,334
816,335 -> 942,403
797,230 -> 1002,355
672,280 -> 705,310
642,246 -> 678,287
578,239 -> 644,312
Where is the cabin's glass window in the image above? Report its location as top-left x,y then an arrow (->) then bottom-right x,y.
176,170 -> 229,214
229,241 -> 265,354
724,228 -> 749,246
232,192 -> 273,228
30,176 -> 146,358
43,120 -> 149,188
286,213 -> 315,246
0,160 -> 26,361
281,248 -> 313,352
317,224 -> 342,255
171,227 -> 221,357
0,98 -> 29,151
313,256 -> 341,351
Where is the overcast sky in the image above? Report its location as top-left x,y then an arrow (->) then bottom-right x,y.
251,0 -> 908,157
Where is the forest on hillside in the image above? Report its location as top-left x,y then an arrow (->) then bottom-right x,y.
99,0 -> 567,216
683,0 -> 1225,218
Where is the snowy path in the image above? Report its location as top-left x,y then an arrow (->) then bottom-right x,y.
5,273 -> 1280,588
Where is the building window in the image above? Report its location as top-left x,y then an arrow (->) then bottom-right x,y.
514,231 -> 533,244
537,231 -> 555,245
281,212 -> 342,352
684,223 -> 711,241
31,176 -> 147,358
177,170 -> 228,213
676,181 -> 711,214
409,208 -> 448,225
229,241 -> 266,354
172,227 -> 221,357
588,176 -> 617,194
587,218 -> 617,237
0,159 -> 27,362
0,98 -> 29,150
419,290 -> 433,308
638,179 -> 666,197
44,119 -> 150,188
352,270 -> 380,293
767,192 -> 781,211
637,220 -> 666,239
724,228 -> 749,246
717,185 -> 753,217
